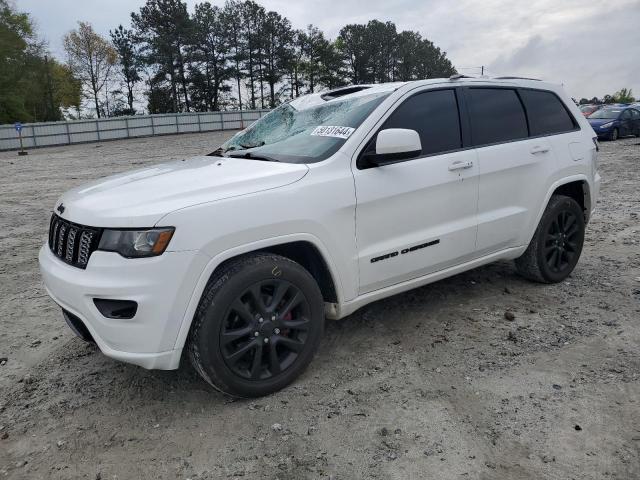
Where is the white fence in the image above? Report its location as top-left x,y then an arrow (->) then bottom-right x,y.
0,109 -> 270,151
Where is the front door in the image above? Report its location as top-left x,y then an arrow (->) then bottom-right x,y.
352,88 -> 479,294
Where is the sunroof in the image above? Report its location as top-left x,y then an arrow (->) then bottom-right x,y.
320,86 -> 372,101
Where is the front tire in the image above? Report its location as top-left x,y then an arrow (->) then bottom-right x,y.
609,128 -> 619,141
515,195 -> 585,283
188,253 -> 324,397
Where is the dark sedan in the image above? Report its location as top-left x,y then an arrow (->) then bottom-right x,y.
588,107 -> 640,140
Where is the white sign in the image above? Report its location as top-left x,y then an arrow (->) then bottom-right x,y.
310,125 -> 355,139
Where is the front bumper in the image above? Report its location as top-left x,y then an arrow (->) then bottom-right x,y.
39,245 -> 209,370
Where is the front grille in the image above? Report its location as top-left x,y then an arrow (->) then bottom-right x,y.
48,214 -> 102,269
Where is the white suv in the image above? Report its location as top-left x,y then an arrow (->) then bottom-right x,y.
39,77 -> 601,397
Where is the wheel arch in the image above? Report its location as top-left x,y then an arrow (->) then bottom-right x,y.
552,179 -> 591,222
259,241 -> 338,303
171,234 -> 343,355
526,175 -> 592,248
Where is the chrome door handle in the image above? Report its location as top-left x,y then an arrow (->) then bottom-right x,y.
448,160 -> 474,171
530,146 -> 550,155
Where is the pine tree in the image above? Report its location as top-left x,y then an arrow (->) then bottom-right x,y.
110,25 -> 141,114
131,0 -> 193,112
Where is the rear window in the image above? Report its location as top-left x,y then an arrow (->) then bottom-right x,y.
519,89 -> 576,136
467,88 -> 528,146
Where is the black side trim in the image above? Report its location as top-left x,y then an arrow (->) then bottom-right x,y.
360,149 -> 422,168
370,239 -> 441,263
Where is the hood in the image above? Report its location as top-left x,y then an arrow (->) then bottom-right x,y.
587,118 -> 617,127
54,156 -> 309,227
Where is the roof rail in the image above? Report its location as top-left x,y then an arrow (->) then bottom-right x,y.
494,76 -> 541,81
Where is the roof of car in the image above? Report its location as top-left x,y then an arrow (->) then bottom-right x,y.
290,77 -> 565,110
289,82 -> 406,110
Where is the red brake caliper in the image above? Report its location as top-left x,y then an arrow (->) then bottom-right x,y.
282,311 -> 292,335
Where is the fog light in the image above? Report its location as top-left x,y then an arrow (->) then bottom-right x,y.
93,299 -> 138,319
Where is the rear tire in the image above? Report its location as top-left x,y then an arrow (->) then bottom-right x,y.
188,253 -> 324,397
515,195 -> 585,283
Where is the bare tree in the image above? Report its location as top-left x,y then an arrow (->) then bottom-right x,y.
64,22 -> 117,118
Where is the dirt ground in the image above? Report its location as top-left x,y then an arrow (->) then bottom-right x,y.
0,132 -> 638,479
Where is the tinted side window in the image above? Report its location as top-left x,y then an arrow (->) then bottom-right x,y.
382,89 -> 461,156
519,89 -> 576,136
467,88 -> 528,146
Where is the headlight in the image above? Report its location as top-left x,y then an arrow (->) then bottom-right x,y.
98,227 -> 175,258
600,122 -> 613,129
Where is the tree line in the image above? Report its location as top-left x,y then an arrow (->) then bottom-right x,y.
92,0 -> 457,116
577,88 -> 635,105
0,0 -> 458,122
3,0 -> 637,125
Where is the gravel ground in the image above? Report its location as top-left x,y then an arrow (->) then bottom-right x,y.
0,132 -> 639,479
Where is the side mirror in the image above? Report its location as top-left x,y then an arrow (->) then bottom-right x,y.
363,128 -> 422,167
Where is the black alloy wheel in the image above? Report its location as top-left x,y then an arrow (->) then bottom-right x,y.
515,195 -> 585,284
543,210 -> 580,274
220,279 -> 311,380
188,253 -> 324,397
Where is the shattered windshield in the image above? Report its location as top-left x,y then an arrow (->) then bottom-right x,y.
219,91 -> 391,163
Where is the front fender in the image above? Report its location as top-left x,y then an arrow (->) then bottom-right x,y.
171,233 -> 344,353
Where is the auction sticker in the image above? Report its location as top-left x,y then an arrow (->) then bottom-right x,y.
310,125 -> 355,139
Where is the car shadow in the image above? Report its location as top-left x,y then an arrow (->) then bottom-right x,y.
21,258 -> 540,414
98,260 -> 532,401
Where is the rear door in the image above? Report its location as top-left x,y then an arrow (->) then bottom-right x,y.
631,109 -> 640,135
464,87 -> 556,254
619,109 -> 634,136
352,88 -> 479,294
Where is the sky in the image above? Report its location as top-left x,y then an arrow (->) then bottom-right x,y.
16,0 -> 640,100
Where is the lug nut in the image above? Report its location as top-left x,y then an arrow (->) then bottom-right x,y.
264,338 -> 269,344
274,328 -> 280,335
271,315 -> 276,321
258,317 -> 264,323
254,331 -> 259,337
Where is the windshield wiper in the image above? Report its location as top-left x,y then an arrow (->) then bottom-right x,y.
226,151 -> 280,162
223,141 -> 265,154
239,141 -> 265,149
